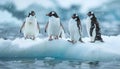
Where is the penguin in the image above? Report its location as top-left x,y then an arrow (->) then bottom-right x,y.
20,11 -> 40,40
86,12 -> 96,42
45,11 -> 64,41
86,11 -> 103,42
68,13 -> 83,44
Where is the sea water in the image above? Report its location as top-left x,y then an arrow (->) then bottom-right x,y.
0,36 -> 120,69
0,59 -> 120,69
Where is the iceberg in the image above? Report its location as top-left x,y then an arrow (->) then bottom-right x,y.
0,35 -> 120,62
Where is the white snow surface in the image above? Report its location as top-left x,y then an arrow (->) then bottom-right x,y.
0,10 -> 22,25
0,0 -> 111,13
0,35 -> 120,61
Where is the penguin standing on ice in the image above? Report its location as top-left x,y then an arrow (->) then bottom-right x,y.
45,11 -> 64,41
68,13 -> 83,44
20,11 -> 40,40
86,11 -> 103,42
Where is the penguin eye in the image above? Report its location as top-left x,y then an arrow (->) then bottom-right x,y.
52,12 -> 55,15
91,12 -> 94,14
76,15 -> 78,17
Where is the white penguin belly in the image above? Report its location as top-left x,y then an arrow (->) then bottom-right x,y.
86,17 -> 91,37
23,18 -> 39,37
86,17 -> 96,41
91,28 -> 96,41
47,17 -> 61,36
69,19 -> 80,41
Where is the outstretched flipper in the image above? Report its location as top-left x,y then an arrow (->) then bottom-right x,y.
45,22 -> 49,33
90,22 -> 95,37
60,22 -> 65,32
59,22 -> 65,38
20,22 -> 25,33
37,22 -> 40,33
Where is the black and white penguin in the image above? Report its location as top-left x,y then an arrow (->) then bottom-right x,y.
45,11 -> 64,41
68,13 -> 83,44
20,11 -> 40,40
86,11 -> 103,42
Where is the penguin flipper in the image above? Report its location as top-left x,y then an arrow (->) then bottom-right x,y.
90,24 -> 95,36
20,22 -> 25,33
37,22 -> 40,33
45,22 -> 49,33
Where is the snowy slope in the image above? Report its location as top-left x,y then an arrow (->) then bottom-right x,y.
0,35 -> 120,61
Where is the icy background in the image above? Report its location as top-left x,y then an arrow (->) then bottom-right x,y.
0,0 -> 120,39
0,35 -> 120,61
0,0 -> 120,69
0,35 -> 120,69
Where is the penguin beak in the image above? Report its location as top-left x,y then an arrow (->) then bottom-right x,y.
72,16 -> 75,19
87,13 -> 91,16
46,14 -> 49,16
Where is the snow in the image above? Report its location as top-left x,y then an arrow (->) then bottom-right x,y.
1,0 -> 111,13
13,0 -> 55,10
0,0 -> 8,5
0,10 -> 22,25
56,0 -> 110,13
0,35 -> 120,61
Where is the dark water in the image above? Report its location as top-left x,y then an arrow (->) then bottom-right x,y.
0,59 -> 120,69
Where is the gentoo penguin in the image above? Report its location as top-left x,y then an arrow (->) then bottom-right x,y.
20,11 -> 40,40
86,11 -> 103,42
45,11 -> 64,41
68,13 -> 83,44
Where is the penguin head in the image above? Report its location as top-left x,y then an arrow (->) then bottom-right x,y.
72,13 -> 79,20
87,11 -> 94,17
46,11 -> 59,18
30,11 -> 35,16
28,11 -> 35,17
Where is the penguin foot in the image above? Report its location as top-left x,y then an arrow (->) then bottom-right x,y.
95,39 -> 104,43
79,38 -> 84,43
79,39 -> 84,43
90,41 -> 95,43
95,39 -> 104,42
100,40 -> 104,42
24,35 -> 35,40
55,38 -> 58,40
25,35 -> 29,39
68,40 -> 72,43
25,36 -> 29,40
25,37 -> 27,40
68,40 -> 76,44
49,38 -> 53,41
49,36 -> 53,41
31,37 -> 35,40
54,36 -> 59,40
